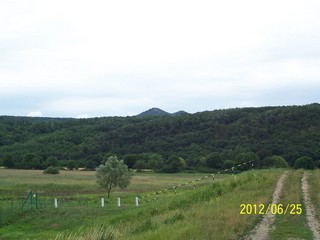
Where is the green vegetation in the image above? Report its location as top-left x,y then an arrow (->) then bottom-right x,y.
43,166 -> 60,174
0,104 -> 320,171
271,170 -> 313,239
308,170 -> 320,221
0,168 -> 284,239
294,156 -> 316,170
96,156 -> 132,198
263,155 -> 289,168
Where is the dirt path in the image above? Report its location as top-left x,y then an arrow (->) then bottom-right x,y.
245,171 -> 288,240
301,171 -> 320,239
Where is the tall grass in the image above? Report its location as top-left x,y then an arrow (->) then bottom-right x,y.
54,224 -> 122,240
308,169 -> 320,221
1,169 -> 285,239
71,170 -> 284,240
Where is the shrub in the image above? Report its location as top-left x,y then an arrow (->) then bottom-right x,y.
43,166 -> 60,174
263,155 -> 288,168
294,156 -> 316,170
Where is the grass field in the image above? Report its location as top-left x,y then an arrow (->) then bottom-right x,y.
1,168 -> 318,239
0,169 -> 221,195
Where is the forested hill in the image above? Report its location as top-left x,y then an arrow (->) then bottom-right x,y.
1,104 -> 320,171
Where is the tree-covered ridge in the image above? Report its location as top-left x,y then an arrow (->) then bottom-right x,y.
0,103 -> 320,171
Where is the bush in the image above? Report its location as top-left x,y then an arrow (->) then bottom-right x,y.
263,155 -> 288,168
294,156 -> 316,170
43,166 -> 60,174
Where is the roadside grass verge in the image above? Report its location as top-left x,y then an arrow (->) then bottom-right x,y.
270,170 -> 313,239
308,169 -> 320,221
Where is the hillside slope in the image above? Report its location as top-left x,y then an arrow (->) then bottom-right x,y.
0,104 -> 320,169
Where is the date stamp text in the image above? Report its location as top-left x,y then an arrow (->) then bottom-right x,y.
240,203 -> 302,215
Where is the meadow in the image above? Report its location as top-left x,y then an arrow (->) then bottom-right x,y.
1,168 -> 319,239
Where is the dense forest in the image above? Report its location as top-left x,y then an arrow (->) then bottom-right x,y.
0,104 -> 320,172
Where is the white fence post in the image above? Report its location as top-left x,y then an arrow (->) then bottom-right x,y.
101,198 -> 104,207
117,196 -> 121,208
135,196 -> 139,207
54,198 -> 58,208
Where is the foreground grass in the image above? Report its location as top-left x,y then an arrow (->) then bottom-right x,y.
0,169 -> 285,239
271,170 -> 313,239
0,170 -> 226,239
53,169 -> 284,240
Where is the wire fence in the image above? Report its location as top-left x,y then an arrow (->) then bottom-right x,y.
140,160 -> 254,203
0,160 -> 254,227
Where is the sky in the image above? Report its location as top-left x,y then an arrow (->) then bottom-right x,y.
1,0 -> 320,118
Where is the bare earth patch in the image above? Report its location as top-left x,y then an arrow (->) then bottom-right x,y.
301,171 -> 320,239
245,171 -> 288,240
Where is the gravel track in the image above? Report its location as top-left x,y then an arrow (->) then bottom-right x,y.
245,171 -> 288,240
301,171 -> 320,240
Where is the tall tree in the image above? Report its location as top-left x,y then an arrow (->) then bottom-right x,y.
96,156 -> 132,198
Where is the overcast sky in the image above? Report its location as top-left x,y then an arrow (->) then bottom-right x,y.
1,0 -> 320,118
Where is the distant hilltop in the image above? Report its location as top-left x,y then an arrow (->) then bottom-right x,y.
137,108 -> 189,117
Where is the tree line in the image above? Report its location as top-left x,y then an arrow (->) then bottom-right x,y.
0,103 -> 320,172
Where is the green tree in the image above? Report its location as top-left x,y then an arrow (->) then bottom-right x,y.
133,159 -> 145,172
85,159 -> 96,170
235,152 -> 259,170
22,153 -> 43,169
44,156 -> 58,168
205,152 -> 223,169
294,156 -> 315,170
67,160 -> 76,170
263,155 -> 288,168
123,154 -> 139,169
161,155 -> 183,173
2,153 -> 15,168
223,160 -> 235,169
96,156 -> 132,198
147,153 -> 163,169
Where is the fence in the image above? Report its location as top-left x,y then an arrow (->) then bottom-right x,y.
0,160 -> 254,227
0,193 -> 145,227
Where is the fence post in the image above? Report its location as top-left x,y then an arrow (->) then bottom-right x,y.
54,198 -> 58,208
117,196 -> 121,208
135,195 -> 139,207
30,192 -> 33,209
101,198 -> 105,207
35,192 -> 38,209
